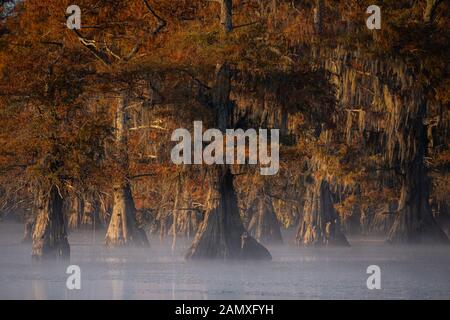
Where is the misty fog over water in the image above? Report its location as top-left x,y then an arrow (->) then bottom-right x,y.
0,223 -> 449,300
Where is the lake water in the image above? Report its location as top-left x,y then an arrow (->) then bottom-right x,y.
0,223 -> 449,300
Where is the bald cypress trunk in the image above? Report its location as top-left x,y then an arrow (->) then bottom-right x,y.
248,194 -> 283,244
32,185 -> 70,259
387,101 -> 448,244
186,166 -> 271,260
105,95 -> 149,247
296,179 -> 349,247
80,192 -> 103,230
106,182 -> 148,246
186,3 -> 270,260
313,45 -> 448,244
185,63 -> 271,260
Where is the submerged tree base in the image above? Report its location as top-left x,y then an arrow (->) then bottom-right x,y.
31,185 -> 70,260
185,167 -> 271,260
387,129 -> 449,245
387,181 -> 449,245
297,179 -> 350,247
105,183 -> 149,247
22,218 -> 34,243
247,193 -> 283,245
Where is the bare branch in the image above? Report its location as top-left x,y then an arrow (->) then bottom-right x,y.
233,20 -> 260,29
72,29 -> 111,66
142,0 -> 167,35
175,68 -> 211,90
103,38 -> 142,62
129,124 -> 168,131
131,173 -> 156,179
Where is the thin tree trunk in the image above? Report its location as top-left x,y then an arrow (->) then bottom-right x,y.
220,0 -> 233,32
67,193 -> 82,231
187,204 -> 201,240
172,175 -> 182,251
22,217 -> 34,243
32,185 -> 70,259
314,0 -> 324,34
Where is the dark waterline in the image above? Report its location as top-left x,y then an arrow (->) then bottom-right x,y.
0,223 -> 449,299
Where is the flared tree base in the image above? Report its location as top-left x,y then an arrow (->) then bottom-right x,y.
105,183 -> 149,247
186,168 -> 271,260
31,185 -> 70,260
387,212 -> 449,245
247,195 -> 283,245
296,179 -> 350,247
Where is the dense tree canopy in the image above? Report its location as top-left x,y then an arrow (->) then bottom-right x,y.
0,1 -> 448,258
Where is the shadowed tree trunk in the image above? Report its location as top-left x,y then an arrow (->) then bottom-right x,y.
313,0 -> 324,34
341,203 -> 362,235
171,176 -> 202,247
186,0 -> 270,260
387,101 -> 448,244
81,192 -> 103,230
183,207 -> 202,240
296,179 -> 349,247
105,94 -> 149,246
313,44 -> 448,244
22,217 -> 34,243
186,166 -> 271,260
171,174 -> 182,251
98,194 -> 111,226
360,202 -> 397,236
177,188 -> 202,240
247,192 -> 283,244
434,201 -> 450,237
67,193 -> 82,231
185,62 -> 271,260
32,185 -> 70,259
211,0 -> 232,32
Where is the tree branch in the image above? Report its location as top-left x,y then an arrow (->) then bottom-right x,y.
72,29 -> 111,66
131,173 -> 156,179
424,0 -> 443,24
142,0 -> 167,35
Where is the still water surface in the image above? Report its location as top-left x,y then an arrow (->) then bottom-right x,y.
0,223 -> 449,299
